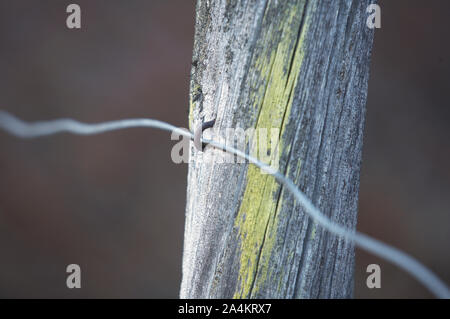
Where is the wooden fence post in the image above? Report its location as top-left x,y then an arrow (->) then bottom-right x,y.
181,0 -> 375,298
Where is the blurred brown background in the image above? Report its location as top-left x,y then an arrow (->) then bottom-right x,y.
0,0 -> 448,298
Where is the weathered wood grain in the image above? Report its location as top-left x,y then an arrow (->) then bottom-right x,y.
181,0 -> 375,298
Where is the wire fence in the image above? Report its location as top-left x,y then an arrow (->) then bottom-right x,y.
0,110 -> 449,298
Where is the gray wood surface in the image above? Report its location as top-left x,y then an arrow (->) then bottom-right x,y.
181,0 -> 375,298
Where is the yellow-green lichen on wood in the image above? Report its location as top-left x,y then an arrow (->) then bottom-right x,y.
233,1 -> 311,298
188,83 -> 202,131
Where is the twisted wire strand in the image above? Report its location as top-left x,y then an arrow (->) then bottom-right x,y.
0,110 -> 448,298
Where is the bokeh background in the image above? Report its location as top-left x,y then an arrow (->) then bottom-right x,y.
0,0 -> 448,298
